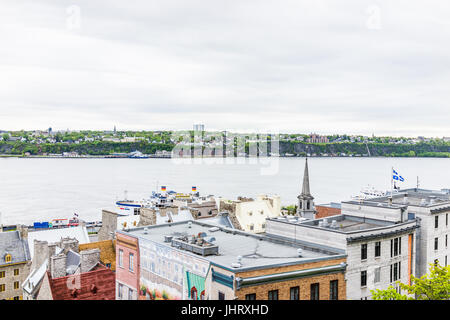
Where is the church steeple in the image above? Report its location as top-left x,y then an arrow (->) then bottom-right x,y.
301,157 -> 312,197
297,157 -> 315,218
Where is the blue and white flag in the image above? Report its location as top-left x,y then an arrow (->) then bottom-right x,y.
392,169 -> 405,182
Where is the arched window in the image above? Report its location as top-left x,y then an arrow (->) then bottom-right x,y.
200,290 -> 205,300
190,286 -> 198,300
5,254 -> 12,263
307,202 -> 310,210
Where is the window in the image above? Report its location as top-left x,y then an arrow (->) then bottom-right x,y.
249,224 -> 254,231
218,291 -> 225,300
391,237 -> 401,257
361,271 -> 367,287
375,241 -> 381,257
290,286 -> 299,300
0,284 -> 5,292
268,290 -> 279,300
5,254 -> 12,263
390,262 -> 401,282
374,267 -> 381,283
361,244 -> 368,260
446,213 -> 448,226
14,269 -> 19,276
13,296 -> 20,300
0,271 -> 5,278
119,249 -> 123,268
434,237 -> 439,251
446,235 -> 448,248
14,281 -> 19,290
261,223 -> 266,229
434,259 -> 439,266
118,283 -> 123,299
106,263 -> 111,269
245,293 -> 256,300
128,288 -> 133,300
129,253 -> 134,272
329,280 -> 338,300
310,283 -> 319,300
435,215 -> 439,229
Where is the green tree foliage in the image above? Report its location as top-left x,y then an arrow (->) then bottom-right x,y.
371,264 -> 450,300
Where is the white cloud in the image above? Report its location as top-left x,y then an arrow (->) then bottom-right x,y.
0,0 -> 449,137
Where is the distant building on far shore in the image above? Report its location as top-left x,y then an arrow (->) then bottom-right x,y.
193,124 -> 205,132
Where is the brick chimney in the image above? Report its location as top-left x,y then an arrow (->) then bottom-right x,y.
80,249 -> 100,273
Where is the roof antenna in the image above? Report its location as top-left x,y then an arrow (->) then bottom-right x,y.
416,176 -> 420,189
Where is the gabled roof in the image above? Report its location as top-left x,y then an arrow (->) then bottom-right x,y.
0,230 -> 31,266
48,265 -> 115,300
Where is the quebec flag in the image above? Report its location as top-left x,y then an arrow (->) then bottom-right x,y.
392,169 -> 405,182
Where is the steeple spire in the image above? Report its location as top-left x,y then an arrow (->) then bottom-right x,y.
297,157 -> 315,218
301,157 -> 312,197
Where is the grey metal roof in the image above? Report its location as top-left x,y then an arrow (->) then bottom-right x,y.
0,231 -> 31,266
66,250 -> 80,269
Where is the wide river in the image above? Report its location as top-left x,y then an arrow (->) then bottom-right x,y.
0,157 -> 449,225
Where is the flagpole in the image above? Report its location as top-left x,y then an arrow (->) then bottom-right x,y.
391,166 -> 393,197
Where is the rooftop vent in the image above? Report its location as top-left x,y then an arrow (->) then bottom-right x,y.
322,218 -> 329,227
171,236 -> 219,256
331,220 -> 338,229
208,227 -> 220,232
297,248 -> 303,257
187,221 -> 192,228
143,227 -> 148,234
164,235 -> 173,243
231,255 -> 243,268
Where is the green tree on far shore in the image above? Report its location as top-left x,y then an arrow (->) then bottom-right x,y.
371,263 -> 450,300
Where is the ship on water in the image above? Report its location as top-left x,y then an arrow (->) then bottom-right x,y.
115,185 -> 211,214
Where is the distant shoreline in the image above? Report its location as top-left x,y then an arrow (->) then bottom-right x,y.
1,154 -> 449,159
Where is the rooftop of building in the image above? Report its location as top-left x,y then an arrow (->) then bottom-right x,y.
27,226 -> 90,257
317,202 -> 342,209
361,188 -> 450,208
0,230 -> 31,266
117,220 -> 345,272
268,212 -> 418,235
48,265 -> 115,300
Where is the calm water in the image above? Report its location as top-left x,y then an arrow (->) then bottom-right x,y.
0,157 -> 449,225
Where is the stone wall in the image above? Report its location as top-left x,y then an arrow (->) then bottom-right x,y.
138,208 -> 157,226
0,262 -> 31,300
98,210 -> 119,241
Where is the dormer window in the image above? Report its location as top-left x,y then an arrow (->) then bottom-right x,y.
248,211 -> 253,216
4,254 -> 12,263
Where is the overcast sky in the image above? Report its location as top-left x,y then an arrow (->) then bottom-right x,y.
0,0 -> 449,137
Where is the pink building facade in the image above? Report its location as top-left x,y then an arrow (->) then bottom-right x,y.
115,232 -> 140,300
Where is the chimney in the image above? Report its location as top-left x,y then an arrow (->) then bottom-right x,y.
60,237 -> 79,253
32,240 -> 49,270
403,193 -> 408,205
17,224 -> 28,239
50,253 -> 67,278
80,249 -> 100,273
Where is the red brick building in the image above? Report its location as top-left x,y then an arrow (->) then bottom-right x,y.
315,203 -> 342,219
